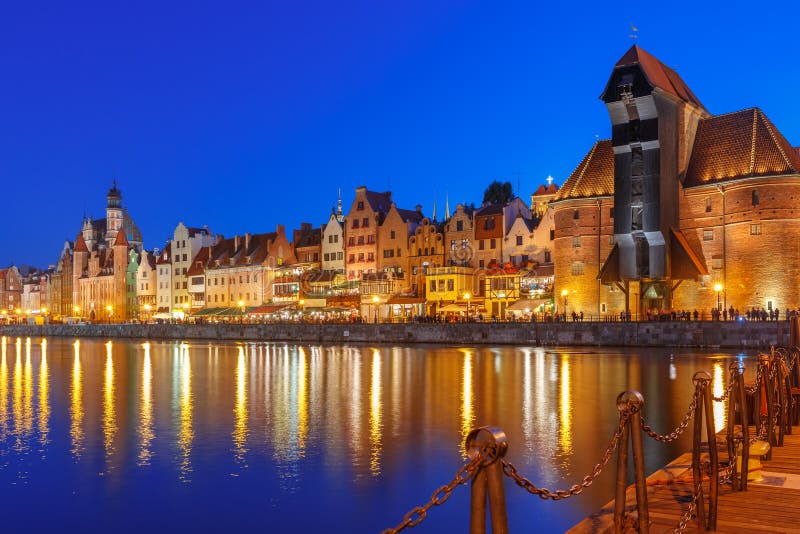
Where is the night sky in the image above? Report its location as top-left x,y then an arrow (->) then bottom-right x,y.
2,1 -> 799,268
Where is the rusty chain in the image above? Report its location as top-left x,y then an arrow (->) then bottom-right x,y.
381,443 -> 495,534
501,410 -> 631,500
640,390 -> 700,443
712,375 -> 737,402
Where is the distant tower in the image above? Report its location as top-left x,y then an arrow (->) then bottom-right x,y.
106,179 -> 123,245
336,188 -> 344,222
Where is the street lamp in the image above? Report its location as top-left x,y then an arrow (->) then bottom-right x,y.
105,305 -> 113,324
238,300 -> 245,323
143,303 -> 151,323
561,289 -> 569,319
713,283 -> 723,317
464,292 -> 471,321
372,295 -> 380,324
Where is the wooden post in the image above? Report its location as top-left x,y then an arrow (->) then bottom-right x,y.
692,371 -> 719,531
613,391 -> 649,534
466,426 -> 509,534
726,362 -> 749,491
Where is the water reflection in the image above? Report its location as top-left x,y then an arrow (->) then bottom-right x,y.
369,349 -> 382,476
177,343 -> 193,481
0,337 -> 8,440
103,341 -> 117,463
232,346 -> 247,466
712,362 -> 727,432
460,349 -> 474,457
38,339 -> 49,449
138,342 -> 154,466
70,340 -> 84,458
0,338 -> 760,533
558,354 -> 573,457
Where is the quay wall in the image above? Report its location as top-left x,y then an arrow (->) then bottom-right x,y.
0,321 -> 790,348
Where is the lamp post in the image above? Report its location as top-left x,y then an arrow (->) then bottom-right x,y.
73,305 -> 81,320
182,302 -> 190,323
372,295 -> 380,324
143,303 -> 151,324
105,305 -> 113,324
561,289 -> 569,320
238,300 -> 245,324
714,283 -> 723,318
464,292 -> 471,321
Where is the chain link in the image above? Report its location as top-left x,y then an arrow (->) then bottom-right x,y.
381,444 -> 494,534
640,390 -> 699,443
501,410 -> 631,500
712,376 -> 737,402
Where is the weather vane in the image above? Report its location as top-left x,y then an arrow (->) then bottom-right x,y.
629,23 -> 639,42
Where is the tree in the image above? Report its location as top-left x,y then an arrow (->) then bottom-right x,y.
482,180 -> 513,205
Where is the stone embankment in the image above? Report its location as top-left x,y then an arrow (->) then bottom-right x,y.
0,321 -> 789,348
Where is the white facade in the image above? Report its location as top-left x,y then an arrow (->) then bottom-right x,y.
321,213 -> 345,274
503,207 -> 555,265
156,246 -> 172,313
136,250 -> 157,312
170,223 -> 214,312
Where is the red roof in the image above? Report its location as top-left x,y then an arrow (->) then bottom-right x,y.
74,234 -> 89,253
610,45 -> 704,109
113,229 -> 128,247
684,108 -> 800,187
553,140 -> 615,202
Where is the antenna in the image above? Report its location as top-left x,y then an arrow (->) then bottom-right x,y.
629,23 -> 639,42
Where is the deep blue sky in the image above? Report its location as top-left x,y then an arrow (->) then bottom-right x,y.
2,1 -> 799,268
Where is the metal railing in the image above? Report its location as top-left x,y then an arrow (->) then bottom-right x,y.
382,319 -> 800,533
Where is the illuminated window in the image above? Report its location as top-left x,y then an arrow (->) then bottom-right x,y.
572,236 -> 581,248
516,235 -> 523,245
571,262 -> 584,276
750,223 -> 762,235
703,229 -> 713,241
712,258 -> 723,270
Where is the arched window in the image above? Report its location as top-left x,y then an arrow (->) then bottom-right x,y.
752,189 -> 759,206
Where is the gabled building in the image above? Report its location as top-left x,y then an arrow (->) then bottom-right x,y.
170,223 -> 214,313
292,222 -> 322,268
408,217 -> 445,295
321,211 -> 345,276
156,243 -> 172,314
443,204 -> 475,268
376,203 -> 423,292
136,249 -> 157,318
345,186 -> 392,281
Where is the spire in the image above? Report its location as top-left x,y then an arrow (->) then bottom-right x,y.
445,193 -> 451,220
113,228 -> 129,247
336,187 -> 344,222
74,234 -> 89,253
432,198 -> 437,222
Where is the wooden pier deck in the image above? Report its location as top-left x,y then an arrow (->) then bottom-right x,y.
571,430 -> 800,533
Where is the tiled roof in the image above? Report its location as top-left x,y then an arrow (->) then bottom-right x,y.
532,184 -> 559,196
364,190 -> 393,213
186,226 -> 210,238
74,234 -> 89,253
186,246 -> 211,276
684,108 -> 800,187
113,229 -> 128,247
612,45 -> 704,109
396,208 -> 424,224
553,140 -> 615,202
475,203 -> 504,216
156,243 -> 171,264
145,250 -> 157,270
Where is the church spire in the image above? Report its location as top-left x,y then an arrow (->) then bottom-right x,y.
445,193 -> 451,220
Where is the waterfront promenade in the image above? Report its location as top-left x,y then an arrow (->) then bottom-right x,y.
0,320 -> 791,348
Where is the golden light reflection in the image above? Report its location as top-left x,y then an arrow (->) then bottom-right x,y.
233,346 -> 248,465
138,342 -> 154,466
178,343 -> 193,481
522,349 -> 533,445
297,347 -> 308,456
460,350 -> 474,457
368,349 -> 383,476
0,337 -> 8,439
23,338 -> 33,438
12,338 -> 23,448
70,340 -> 84,458
38,339 -> 49,447
558,354 -> 573,455
712,362 -> 727,432
349,348 -> 362,465
103,341 -> 117,460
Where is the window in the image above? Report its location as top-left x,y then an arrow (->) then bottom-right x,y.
182,282 -> 187,289
600,303 -> 607,313
483,218 -> 495,230
390,230 -> 396,239
358,236 -> 364,245
490,239 -> 496,249
174,268 -> 179,275
239,276 -> 243,283
456,220 -> 464,231
357,201 -> 364,210
348,237 -> 355,246
712,257 -> 723,270
182,240 -> 186,248
324,253 -> 330,261
396,249 -> 401,257
447,279 -> 454,291
750,223 -> 762,235
367,235 -> 375,244
752,189 -> 759,206
610,207 -> 614,219
348,254 -> 355,263
705,197 -> 712,212
367,253 -> 374,261
358,253 -> 365,262
175,282 -> 180,289
573,209 -> 579,220
572,236 -> 581,248
544,250 -> 551,263
352,219 -> 359,229
516,235 -> 523,246
337,252 -> 343,260
703,229 -> 713,241
383,249 -> 394,258
429,280 -> 436,292
333,235 -> 338,243
479,259 -> 485,268
571,262 -> 585,276
549,230 -> 555,241
362,217 -> 369,228
182,254 -> 187,262
479,240 -> 485,250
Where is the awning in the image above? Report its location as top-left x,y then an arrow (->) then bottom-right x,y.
439,303 -> 467,313
191,307 -> 226,317
598,243 -> 621,283
387,296 -> 426,304
152,312 -> 173,319
507,299 -> 550,312
251,304 -> 291,315
670,228 -> 709,278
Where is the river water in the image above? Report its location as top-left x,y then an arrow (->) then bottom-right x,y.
0,336 -> 755,533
